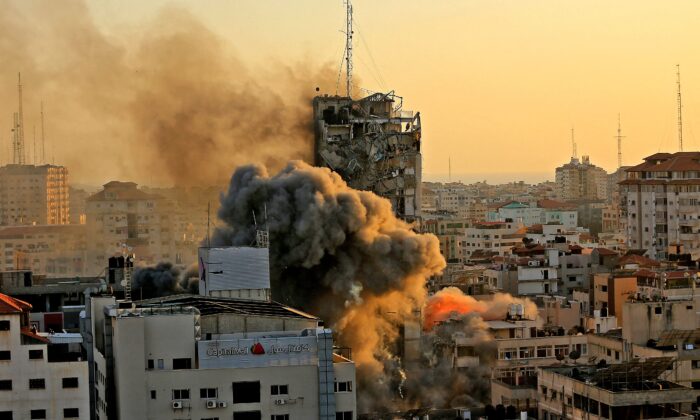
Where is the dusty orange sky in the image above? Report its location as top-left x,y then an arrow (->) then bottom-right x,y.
5,1 -> 700,185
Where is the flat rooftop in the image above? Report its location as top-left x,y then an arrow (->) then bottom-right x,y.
134,294 -> 319,320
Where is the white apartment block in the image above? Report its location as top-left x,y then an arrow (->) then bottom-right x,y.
0,164 -> 69,226
555,156 -> 608,201
620,152 -> 700,260
462,221 -> 525,259
0,293 -> 89,420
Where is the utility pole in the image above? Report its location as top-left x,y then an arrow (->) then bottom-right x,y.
677,64 -> 684,152
344,0 -> 353,98
616,114 -> 625,169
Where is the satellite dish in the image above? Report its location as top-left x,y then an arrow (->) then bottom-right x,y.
120,280 -> 127,287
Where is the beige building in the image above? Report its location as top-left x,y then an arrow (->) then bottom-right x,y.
0,164 -> 69,226
620,152 -> 700,259
555,156 -> 608,202
538,360 -> 696,420
0,293 -> 89,419
85,181 -> 188,274
0,225 -> 87,277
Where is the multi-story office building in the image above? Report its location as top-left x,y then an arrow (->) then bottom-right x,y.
0,292 -> 89,419
85,181 -> 183,273
0,164 -> 69,226
620,152 -> 700,259
555,156 -> 608,202
82,244 -> 357,420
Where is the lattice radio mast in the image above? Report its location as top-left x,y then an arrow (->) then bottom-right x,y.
13,73 -> 26,165
677,64 -> 684,152
571,127 -> 577,159
344,0 -> 353,98
616,114 -> 625,168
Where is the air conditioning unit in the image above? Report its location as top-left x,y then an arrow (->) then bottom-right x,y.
172,401 -> 183,409
218,401 -> 228,408
206,400 -> 217,409
275,398 -> 287,405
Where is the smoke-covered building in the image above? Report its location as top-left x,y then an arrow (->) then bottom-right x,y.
0,164 -> 70,226
313,92 -> 422,223
83,245 -> 357,420
85,181 -> 189,275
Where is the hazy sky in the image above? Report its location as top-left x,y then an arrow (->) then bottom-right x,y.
7,1 -> 700,185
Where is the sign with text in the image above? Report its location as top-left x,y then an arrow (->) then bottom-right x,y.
198,336 -> 319,369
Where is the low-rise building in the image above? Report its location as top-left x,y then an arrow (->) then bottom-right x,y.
0,293 -> 89,419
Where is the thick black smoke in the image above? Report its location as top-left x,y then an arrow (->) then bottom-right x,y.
212,160 -> 446,412
132,262 -> 198,300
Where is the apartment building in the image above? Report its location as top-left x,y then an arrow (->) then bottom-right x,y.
0,225 -> 87,277
488,200 -> 578,229
85,182 -> 182,274
0,293 -> 89,419
555,156 -> 608,202
538,360 -> 696,420
422,219 -> 468,263
0,164 -> 69,226
620,152 -> 700,260
462,221 -> 525,260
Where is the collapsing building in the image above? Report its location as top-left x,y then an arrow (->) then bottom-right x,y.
313,91 -> 422,223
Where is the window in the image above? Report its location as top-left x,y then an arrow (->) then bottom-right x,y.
30,410 -> 46,419
29,379 -> 45,389
173,358 -> 191,370
233,412 -> 261,420
0,321 -> 9,331
0,380 -> 11,390
271,416 -> 289,420
172,389 -> 190,400
157,359 -> 164,369
655,307 -> 662,315
336,412 -> 353,420
147,359 -> 154,370
200,388 -> 218,399
232,381 -> 260,404
28,349 -> 43,360
0,352 -> 9,361
270,385 -> 288,395
150,390 -> 156,399
0,411 -> 11,420
519,347 -> 535,359
334,381 -> 353,392
536,346 -> 553,358
62,377 -> 79,388
63,408 -> 79,418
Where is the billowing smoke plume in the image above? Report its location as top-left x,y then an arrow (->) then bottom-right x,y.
423,287 -> 538,331
0,1 -> 336,186
132,263 -> 199,300
213,161 -> 446,411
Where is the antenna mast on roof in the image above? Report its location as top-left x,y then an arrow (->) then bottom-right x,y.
616,114 -> 625,169
676,64 -> 684,152
13,73 -> 26,165
571,127 -> 577,159
40,101 -> 46,164
344,0 -> 353,98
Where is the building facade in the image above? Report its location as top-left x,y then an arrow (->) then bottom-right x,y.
0,164 -> 69,226
0,293 -> 89,419
555,156 -> 608,202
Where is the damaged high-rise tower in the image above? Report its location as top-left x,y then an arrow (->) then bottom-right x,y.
313,93 -> 422,223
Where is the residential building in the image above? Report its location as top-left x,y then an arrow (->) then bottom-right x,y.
620,152 -> 700,260
85,181 -> 182,274
555,156 -> 608,201
0,164 -> 69,226
0,292 -> 89,419
462,221 -> 525,260
313,92 -> 422,223
422,219 -> 468,263
0,225 -> 87,277
538,360 -> 696,420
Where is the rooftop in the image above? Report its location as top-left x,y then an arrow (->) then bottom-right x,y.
0,293 -> 32,314
134,294 -> 319,320
626,152 -> 700,173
